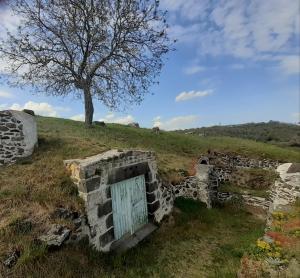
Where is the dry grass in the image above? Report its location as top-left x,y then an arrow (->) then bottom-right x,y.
1,199 -> 265,277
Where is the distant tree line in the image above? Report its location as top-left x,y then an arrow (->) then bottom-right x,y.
179,121 -> 300,148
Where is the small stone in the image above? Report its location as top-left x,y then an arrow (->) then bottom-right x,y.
263,235 -> 274,244
127,122 -> 140,128
0,126 -> 9,131
73,218 -> 82,229
2,250 -> 20,268
38,224 -> 70,247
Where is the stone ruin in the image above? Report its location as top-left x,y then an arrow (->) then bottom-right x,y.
0,110 -> 38,165
63,148 -> 219,252
62,148 -> 298,253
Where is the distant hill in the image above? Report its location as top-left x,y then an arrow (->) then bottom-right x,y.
178,121 -> 300,147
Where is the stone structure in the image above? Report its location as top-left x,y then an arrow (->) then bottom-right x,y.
205,151 -> 279,184
128,122 -> 140,128
269,163 -> 300,211
216,163 -> 300,212
0,110 -> 37,165
63,148 -> 297,253
173,164 -> 218,208
64,150 -> 173,252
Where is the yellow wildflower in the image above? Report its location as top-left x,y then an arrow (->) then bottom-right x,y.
256,239 -> 271,250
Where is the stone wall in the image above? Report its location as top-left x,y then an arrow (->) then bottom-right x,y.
216,163 -> 300,212
64,149 -> 174,252
269,163 -> 300,211
0,110 -> 37,165
173,164 -> 218,208
204,151 -> 279,184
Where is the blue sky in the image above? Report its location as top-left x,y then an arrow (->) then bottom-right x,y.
0,0 -> 299,130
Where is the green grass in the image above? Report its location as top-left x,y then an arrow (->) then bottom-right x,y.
0,116 -> 299,277
219,182 -> 270,198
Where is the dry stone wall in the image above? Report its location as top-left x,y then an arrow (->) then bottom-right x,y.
173,164 -> 218,208
0,110 -> 37,165
64,150 -> 174,252
216,163 -> 300,212
206,151 -> 279,184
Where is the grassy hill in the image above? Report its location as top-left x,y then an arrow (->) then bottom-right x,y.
178,121 -> 300,147
0,116 -> 299,277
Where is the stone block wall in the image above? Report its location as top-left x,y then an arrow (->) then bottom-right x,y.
0,110 -> 37,165
64,150 -> 174,252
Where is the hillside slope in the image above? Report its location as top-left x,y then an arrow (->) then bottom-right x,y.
0,117 -> 299,277
178,121 -> 300,147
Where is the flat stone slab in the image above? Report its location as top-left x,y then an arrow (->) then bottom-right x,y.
39,224 -> 71,247
110,223 -> 157,253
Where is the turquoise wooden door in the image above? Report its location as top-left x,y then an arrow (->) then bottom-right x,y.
111,175 -> 148,240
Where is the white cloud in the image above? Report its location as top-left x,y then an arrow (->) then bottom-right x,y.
153,115 -> 199,130
277,56 -> 300,75
167,23 -> 201,43
9,101 -> 61,117
183,65 -> 206,75
0,103 -> 8,110
175,90 -> 212,102
229,64 -> 245,70
161,0 -> 209,21
0,8 -> 22,34
0,90 -> 14,98
292,112 -> 300,121
163,0 -> 299,75
99,113 -> 135,125
70,114 -> 85,121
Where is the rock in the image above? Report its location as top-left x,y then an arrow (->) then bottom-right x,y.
73,217 -> 82,229
2,249 -> 20,268
22,109 -> 35,116
263,235 -> 274,244
39,224 -> 70,247
51,207 -> 79,220
93,121 -> 106,127
128,122 -> 139,128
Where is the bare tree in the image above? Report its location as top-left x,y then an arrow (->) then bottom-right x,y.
0,0 -> 172,126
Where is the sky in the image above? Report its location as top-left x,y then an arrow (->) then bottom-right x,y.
0,0 -> 299,130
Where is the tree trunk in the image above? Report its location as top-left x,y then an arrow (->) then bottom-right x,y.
83,86 -> 94,127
